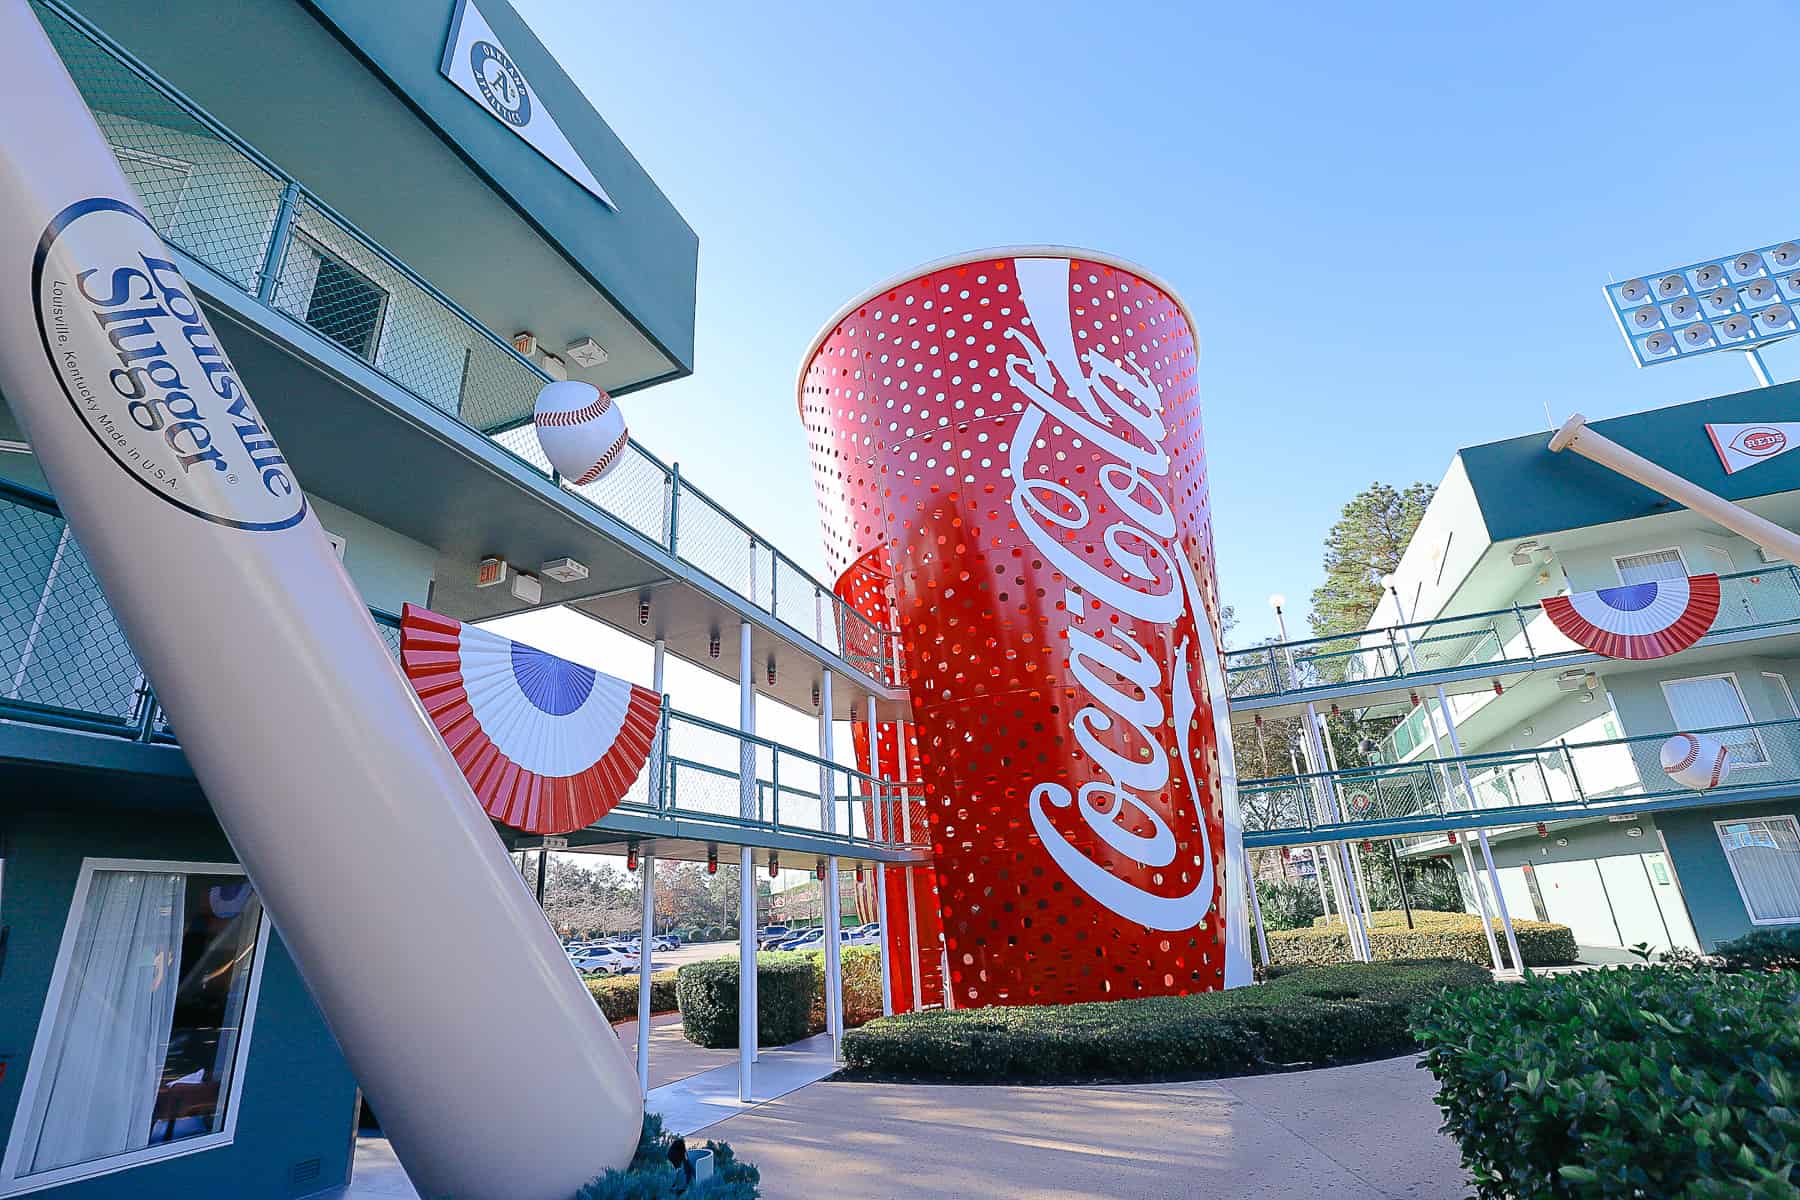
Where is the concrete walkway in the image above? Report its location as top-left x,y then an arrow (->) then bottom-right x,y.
332,1052 -> 1466,1198
695,1054 -> 1468,1199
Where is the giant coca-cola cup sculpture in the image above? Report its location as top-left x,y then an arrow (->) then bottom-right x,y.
799,250 -> 1249,1008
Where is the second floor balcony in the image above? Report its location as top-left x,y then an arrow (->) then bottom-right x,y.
1237,715 -> 1800,846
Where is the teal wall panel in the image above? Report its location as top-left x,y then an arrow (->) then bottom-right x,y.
0,790 -> 357,1199
1658,798 -> 1800,948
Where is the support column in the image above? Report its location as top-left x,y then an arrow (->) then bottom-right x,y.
870,696 -> 893,1017
738,622 -> 757,1097
898,720 -> 923,1011
1245,845 -> 1270,969
635,848 -> 655,1097
819,671 -> 845,1057
1313,709 -> 1374,959
1300,706 -> 1368,962
1458,836 -> 1505,971
1432,682 -> 1523,972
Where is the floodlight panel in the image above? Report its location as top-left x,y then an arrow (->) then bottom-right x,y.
1606,237 -> 1800,366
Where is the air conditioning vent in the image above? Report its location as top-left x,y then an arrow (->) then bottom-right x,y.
289,1157 -> 322,1188
1757,546 -> 1790,565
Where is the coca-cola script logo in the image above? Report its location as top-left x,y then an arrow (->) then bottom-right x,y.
1732,427 -> 1788,457
1004,258 -> 1228,931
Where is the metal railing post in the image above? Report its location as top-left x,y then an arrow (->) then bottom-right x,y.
652,695 -> 671,810
255,181 -> 301,304
1561,739 -> 1586,803
665,463 -> 681,556
1513,604 -> 1538,660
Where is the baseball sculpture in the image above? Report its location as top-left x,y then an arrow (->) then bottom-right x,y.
1661,732 -> 1733,791
535,380 -> 628,485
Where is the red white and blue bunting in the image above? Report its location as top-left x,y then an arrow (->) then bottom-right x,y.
400,604 -> 661,834
1541,574 -> 1720,660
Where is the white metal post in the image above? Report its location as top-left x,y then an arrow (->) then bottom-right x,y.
1458,836 -> 1504,971
1432,682 -> 1522,972
1271,599 -> 1367,961
635,849 -> 655,1097
738,622 -> 757,1094
869,695 -> 893,1017
819,671 -> 844,1056
1312,707 -> 1374,958
898,720 -> 923,1010
1245,845 -> 1270,968
1476,829 -> 1523,972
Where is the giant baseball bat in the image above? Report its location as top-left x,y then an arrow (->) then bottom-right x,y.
1550,414 -> 1800,564
0,5 -> 641,1196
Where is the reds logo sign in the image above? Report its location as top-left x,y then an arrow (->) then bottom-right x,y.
1732,427 -> 1787,457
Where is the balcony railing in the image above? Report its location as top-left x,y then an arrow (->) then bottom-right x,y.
33,0 -> 896,687
0,480 -> 920,855
1225,566 -> 1800,704
1238,716 -> 1800,840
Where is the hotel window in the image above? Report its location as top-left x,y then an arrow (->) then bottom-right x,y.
290,234 -> 387,361
1615,548 -> 1687,585
1715,816 -> 1800,924
1660,673 -> 1766,766
0,861 -> 267,1193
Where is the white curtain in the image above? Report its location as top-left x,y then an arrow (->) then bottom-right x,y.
20,870 -> 183,1175
1721,818 -> 1800,924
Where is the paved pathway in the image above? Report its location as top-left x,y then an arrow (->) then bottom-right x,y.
696,1054 -> 1468,1199
332,1052 -> 1466,1199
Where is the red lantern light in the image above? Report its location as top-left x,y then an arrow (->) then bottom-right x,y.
854,863 -> 864,882
1410,692 -> 1420,708
1447,830 -> 1459,843
816,859 -> 826,880
706,845 -> 718,875
1493,680 -> 1505,696
626,842 -> 638,872
769,853 -> 780,878
1536,822 -> 1549,838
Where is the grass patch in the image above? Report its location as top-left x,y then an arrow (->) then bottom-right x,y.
841,960 -> 1488,1084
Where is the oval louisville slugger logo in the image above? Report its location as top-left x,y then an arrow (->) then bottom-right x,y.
33,198 -> 305,531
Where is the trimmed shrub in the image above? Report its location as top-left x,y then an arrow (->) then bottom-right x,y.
1275,910 -> 1575,969
1256,879 -> 1323,931
799,945 -> 884,1032
577,1110 -> 759,1199
678,953 -> 814,1049
1714,927 -> 1800,974
841,960 -> 1488,1083
586,971 -> 680,1022
1414,965 -> 1800,1198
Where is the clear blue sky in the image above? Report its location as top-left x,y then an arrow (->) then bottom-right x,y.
515,0 -> 1800,648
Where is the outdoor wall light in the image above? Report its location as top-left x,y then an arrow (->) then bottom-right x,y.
1267,593 -> 1287,612
767,659 -> 777,686
816,859 -> 826,880
708,631 -> 720,659
811,682 -> 821,708
706,845 -> 718,875
626,842 -> 639,872
638,599 -> 651,625
768,853 -> 780,878
1510,541 -> 1541,566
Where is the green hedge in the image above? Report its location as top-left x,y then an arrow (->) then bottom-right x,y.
841,960 -> 1488,1083
1415,965 -> 1800,1198
799,945 -> 884,1033
586,971 -> 680,1022
577,1111 -> 759,1199
1714,927 -> 1800,974
677,953 -> 815,1049
1273,910 -> 1576,969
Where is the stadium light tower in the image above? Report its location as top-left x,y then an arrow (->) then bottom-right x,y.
1604,239 -> 1800,387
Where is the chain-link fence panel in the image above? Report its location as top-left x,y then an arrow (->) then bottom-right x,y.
0,496 -> 143,723
38,1 -> 284,294
564,445 -> 672,546
674,486 -> 756,604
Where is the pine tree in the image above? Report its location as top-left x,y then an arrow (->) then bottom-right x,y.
1308,481 -> 1434,640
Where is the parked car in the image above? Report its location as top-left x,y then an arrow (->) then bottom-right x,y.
756,925 -> 791,950
569,946 -> 639,976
